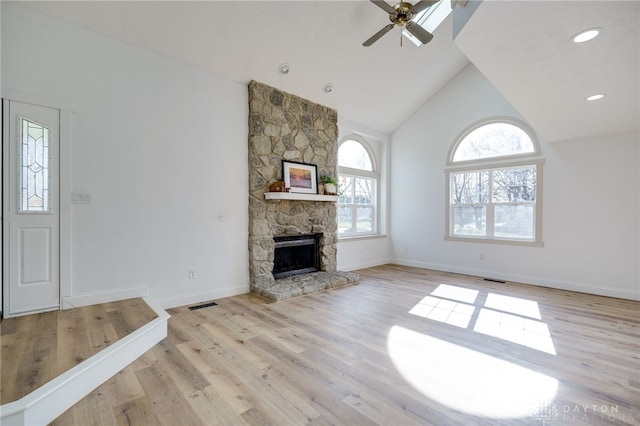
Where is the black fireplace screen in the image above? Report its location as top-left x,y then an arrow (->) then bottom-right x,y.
272,234 -> 320,279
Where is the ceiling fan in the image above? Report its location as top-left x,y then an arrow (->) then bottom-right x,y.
363,0 -> 439,47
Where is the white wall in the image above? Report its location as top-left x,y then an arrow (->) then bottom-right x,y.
4,5 -> 636,306
337,119 -> 391,271
390,63 -> 640,301
2,4 -> 249,308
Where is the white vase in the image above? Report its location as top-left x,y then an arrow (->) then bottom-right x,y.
324,183 -> 337,195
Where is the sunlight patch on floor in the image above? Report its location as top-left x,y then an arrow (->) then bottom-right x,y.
409,284 -> 557,355
387,326 -> 559,419
409,296 -> 475,328
474,308 -> 557,355
430,284 -> 479,304
485,293 -> 541,319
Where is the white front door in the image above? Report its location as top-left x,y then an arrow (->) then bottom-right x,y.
3,100 -> 60,316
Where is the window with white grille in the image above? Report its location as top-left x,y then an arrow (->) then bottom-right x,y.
446,119 -> 543,245
338,138 -> 378,237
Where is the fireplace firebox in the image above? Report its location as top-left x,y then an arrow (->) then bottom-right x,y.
272,234 -> 320,279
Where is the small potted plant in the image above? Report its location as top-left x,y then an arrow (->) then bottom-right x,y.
320,176 -> 340,195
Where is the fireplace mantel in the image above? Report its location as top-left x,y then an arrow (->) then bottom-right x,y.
264,193 -> 338,202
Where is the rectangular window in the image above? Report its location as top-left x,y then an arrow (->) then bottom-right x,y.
19,118 -> 50,213
338,175 -> 376,235
450,166 -> 536,241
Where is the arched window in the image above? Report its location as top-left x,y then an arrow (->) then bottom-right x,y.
446,118 -> 544,245
338,137 -> 378,236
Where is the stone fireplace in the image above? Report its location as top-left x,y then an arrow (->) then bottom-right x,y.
248,81 -> 358,301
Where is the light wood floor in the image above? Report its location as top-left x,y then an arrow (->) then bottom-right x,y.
49,265 -> 639,425
0,298 -> 157,404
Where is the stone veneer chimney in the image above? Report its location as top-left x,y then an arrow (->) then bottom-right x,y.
248,81 -> 357,300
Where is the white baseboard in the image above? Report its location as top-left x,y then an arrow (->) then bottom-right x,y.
62,287 -> 149,310
390,259 -> 640,301
153,284 -> 250,309
0,298 -> 168,426
338,259 -> 389,272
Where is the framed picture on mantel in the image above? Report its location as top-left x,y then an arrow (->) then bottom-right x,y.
282,160 -> 318,194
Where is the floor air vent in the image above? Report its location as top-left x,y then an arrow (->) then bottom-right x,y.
484,278 -> 506,284
188,301 -> 218,311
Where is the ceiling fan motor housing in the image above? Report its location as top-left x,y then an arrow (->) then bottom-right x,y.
390,2 -> 415,26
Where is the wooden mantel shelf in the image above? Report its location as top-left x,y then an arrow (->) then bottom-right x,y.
264,192 -> 338,202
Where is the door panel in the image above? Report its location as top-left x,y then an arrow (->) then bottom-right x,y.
3,100 -> 60,316
21,228 -> 52,284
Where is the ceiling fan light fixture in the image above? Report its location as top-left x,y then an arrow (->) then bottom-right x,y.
571,27 -> 602,43
278,63 -> 291,76
586,93 -> 605,101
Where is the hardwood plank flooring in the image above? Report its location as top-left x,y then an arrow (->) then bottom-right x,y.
52,265 -> 639,425
0,298 -> 158,404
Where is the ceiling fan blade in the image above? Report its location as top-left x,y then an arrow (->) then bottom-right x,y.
412,0 -> 439,14
363,23 -> 395,46
370,0 -> 396,15
406,21 -> 434,45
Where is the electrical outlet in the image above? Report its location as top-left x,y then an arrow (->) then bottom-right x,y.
188,270 -> 196,279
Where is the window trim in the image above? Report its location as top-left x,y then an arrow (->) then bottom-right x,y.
338,172 -> 377,237
446,117 -> 541,167
445,118 -> 544,247
338,135 -> 380,238
338,134 -> 377,172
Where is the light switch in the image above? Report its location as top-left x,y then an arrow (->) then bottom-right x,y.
72,192 -> 92,204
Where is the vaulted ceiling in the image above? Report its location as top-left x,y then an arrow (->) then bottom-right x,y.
454,1 -> 639,142
13,1 -> 639,141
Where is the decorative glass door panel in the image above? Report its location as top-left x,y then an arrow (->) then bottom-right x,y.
19,118 -> 51,213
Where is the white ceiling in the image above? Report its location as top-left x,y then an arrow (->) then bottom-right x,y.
13,1 -> 640,140
15,0 -> 469,135
454,0 -> 639,142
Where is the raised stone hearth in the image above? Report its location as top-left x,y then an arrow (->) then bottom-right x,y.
253,271 -> 360,302
248,81 -> 359,300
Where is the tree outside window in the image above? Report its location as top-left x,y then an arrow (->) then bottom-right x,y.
338,138 -> 378,237
447,119 -> 543,245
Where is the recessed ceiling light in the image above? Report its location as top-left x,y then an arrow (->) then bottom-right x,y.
323,83 -> 333,93
278,63 -> 290,75
586,94 -> 605,101
571,27 -> 602,43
